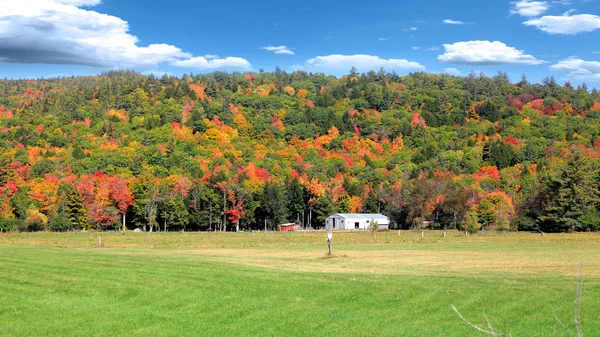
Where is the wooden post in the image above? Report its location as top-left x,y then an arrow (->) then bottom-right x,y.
97,236 -> 102,247
421,231 -> 424,238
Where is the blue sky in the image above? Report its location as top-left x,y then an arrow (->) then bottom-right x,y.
1,0 -> 599,85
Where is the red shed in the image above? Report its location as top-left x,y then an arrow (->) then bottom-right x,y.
280,223 -> 296,232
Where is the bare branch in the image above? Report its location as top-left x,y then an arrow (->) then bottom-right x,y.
575,261 -> 584,337
553,309 -> 575,337
484,311 -> 495,335
451,306 -> 511,337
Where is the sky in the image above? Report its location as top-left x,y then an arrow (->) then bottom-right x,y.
0,0 -> 599,85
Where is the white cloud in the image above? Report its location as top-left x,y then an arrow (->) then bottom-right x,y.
438,40 -> 545,65
172,57 -> 251,70
550,57 -> 600,82
443,19 -> 465,24
261,46 -> 295,55
412,47 -> 420,50
510,0 -> 550,17
204,54 -> 219,60
425,46 -> 440,51
443,68 -> 462,76
299,54 -> 425,73
378,37 -> 391,41
402,27 -> 417,32
0,0 -> 251,70
56,0 -> 102,5
523,13 -> 600,34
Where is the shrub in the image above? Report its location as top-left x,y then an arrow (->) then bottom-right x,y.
0,218 -> 26,232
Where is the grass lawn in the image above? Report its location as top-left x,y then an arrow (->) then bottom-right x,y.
0,231 -> 599,336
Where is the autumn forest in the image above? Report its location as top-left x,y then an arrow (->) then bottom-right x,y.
1,69 -> 600,233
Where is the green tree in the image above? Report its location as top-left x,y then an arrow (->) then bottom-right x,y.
159,196 -> 189,231
64,185 -> 88,230
286,178 -> 304,224
260,181 -> 288,230
539,151 -> 600,232
460,209 -> 481,234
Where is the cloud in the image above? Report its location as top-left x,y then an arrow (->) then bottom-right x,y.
443,68 -> 462,76
510,0 -> 550,17
425,46 -> 440,51
550,57 -> 600,82
172,57 -> 251,70
0,1 -> 251,70
412,47 -> 420,50
378,37 -> 391,41
402,27 -> 417,32
523,13 -> 600,34
299,54 -> 425,73
443,19 -> 465,24
261,46 -> 295,55
438,40 -> 545,65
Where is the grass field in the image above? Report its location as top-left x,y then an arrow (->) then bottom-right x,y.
1,230 -> 599,336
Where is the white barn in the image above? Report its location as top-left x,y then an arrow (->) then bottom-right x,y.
325,214 -> 390,231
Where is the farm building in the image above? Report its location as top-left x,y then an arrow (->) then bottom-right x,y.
325,214 -> 390,231
280,223 -> 296,232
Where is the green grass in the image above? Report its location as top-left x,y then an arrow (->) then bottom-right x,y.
0,231 -> 599,336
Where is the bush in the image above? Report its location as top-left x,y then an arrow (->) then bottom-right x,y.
50,213 -> 72,232
581,209 -> 600,231
0,218 -> 26,232
514,216 -> 537,231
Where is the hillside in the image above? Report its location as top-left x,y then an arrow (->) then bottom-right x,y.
1,70 -> 600,232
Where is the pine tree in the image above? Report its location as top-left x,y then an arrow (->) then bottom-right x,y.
539,151 -> 600,232
64,186 -> 88,230
287,178 -> 304,223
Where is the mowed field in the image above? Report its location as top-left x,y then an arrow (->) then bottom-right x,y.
0,231 -> 599,336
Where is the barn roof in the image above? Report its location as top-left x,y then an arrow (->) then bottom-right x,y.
332,213 -> 389,220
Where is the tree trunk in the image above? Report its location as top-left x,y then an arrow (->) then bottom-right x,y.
164,219 -> 167,232
236,219 -> 239,232
453,211 -> 457,230
122,213 -> 126,232
222,189 -> 227,232
264,217 -> 267,231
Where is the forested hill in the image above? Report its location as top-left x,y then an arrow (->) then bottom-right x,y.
1,69 -> 600,233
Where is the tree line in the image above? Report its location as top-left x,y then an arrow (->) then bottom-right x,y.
0,69 -> 599,232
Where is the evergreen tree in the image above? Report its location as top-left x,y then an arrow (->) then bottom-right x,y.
64,186 -> 88,230
287,178 -> 304,223
539,151 -> 600,232
261,181 -> 288,229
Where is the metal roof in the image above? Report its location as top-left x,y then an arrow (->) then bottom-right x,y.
331,213 -> 389,220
